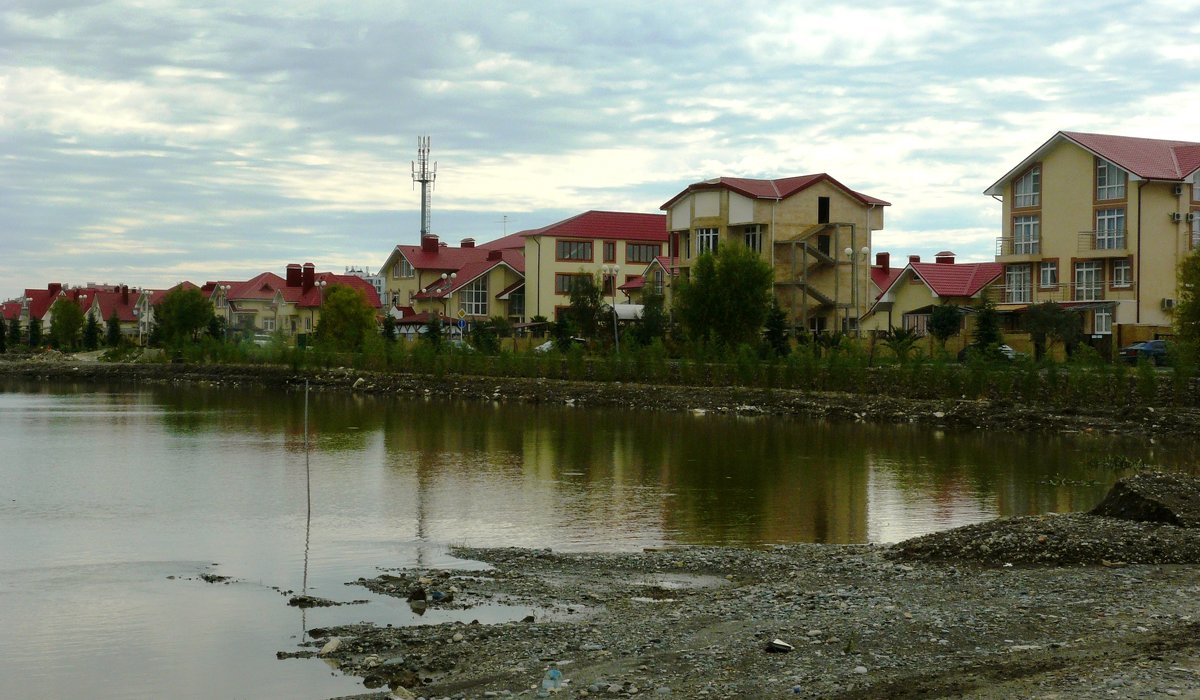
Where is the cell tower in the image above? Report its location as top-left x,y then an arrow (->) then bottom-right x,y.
412,135 -> 437,236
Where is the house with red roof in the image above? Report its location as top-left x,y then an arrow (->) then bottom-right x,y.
862,252 -> 1003,337
617,255 -> 680,307
660,174 -> 889,334
985,131 -> 1200,350
520,210 -> 667,322
80,285 -> 140,339
379,234 -> 526,324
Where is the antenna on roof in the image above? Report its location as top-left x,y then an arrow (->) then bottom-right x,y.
412,135 -> 437,236
496,215 -> 514,235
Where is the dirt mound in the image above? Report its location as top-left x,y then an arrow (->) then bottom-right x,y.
1089,471 -> 1200,528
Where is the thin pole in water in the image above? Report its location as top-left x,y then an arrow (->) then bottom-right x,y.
303,380 -> 311,594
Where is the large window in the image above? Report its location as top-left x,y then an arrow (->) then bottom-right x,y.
1112,258 -> 1132,288
1039,261 -> 1058,289
393,258 -> 414,278
1014,165 -> 1040,208
1094,308 -> 1112,335
744,224 -> 764,253
653,268 -> 665,294
461,276 -> 488,316
696,227 -> 719,255
554,273 -> 589,295
1097,159 -> 1126,200
262,318 -> 275,332
1006,264 -> 1031,303
556,240 -> 593,261
1075,261 -> 1103,301
508,288 -> 524,318
626,243 -> 660,264
603,241 -> 616,263
1013,215 -> 1040,254
1096,208 -> 1125,249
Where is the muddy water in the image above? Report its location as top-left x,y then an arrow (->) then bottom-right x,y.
1,381 -> 1195,699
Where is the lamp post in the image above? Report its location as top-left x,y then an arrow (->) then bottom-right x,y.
219,284 -> 232,340
439,272 -> 457,337
843,246 -> 870,337
600,264 -> 620,352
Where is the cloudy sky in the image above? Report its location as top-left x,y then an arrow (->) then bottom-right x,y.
3,0 -> 1200,299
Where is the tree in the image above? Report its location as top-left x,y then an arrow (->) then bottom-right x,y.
423,314 -> 444,349
314,284 -> 376,352
156,287 -> 214,345
971,297 -> 1003,349
882,326 -> 920,363
929,304 -> 962,349
673,243 -> 773,347
7,317 -> 20,348
206,315 -> 225,341
0,319 -> 6,353
105,311 -> 121,348
1023,302 -> 1082,360
83,314 -> 100,350
634,290 -> 669,347
381,314 -> 397,342
1176,250 -> 1200,348
762,300 -> 790,357
49,300 -> 83,350
28,317 -> 42,348
566,273 -> 605,341
470,318 -> 501,354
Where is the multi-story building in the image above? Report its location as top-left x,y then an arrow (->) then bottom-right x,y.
211,263 -> 381,341
378,235 -> 525,324
659,174 -> 889,333
520,211 -> 667,322
985,131 -> 1200,347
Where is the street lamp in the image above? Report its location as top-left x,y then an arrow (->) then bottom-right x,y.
439,273 -> 457,335
844,246 -> 870,337
600,264 -> 620,351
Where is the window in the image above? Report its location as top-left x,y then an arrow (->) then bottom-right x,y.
1193,212 -> 1200,248
554,273 -> 589,295
744,225 -> 764,253
1013,215 -> 1040,254
305,317 -> 312,331
508,288 -> 524,318
556,240 -> 593,261
603,241 -> 616,263
1096,208 -> 1125,249
653,268 -> 665,294
1112,258 -> 1132,288
1039,261 -> 1058,288
262,318 -> 275,332
461,276 -> 487,316
393,258 -> 414,278
626,243 -> 660,264
1094,308 -> 1112,335
696,227 -> 719,255
1097,159 -> 1126,200
1006,264 -> 1031,303
1075,261 -> 1103,301
1014,165 -> 1040,208
1194,172 -> 1200,202
818,197 -> 830,224
902,313 -> 931,336
678,232 -> 691,259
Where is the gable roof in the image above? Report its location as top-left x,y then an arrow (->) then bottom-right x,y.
519,210 -> 668,242
477,231 -> 528,251
986,131 -> 1200,195
2,300 -> 22,321
413,252 -> 524,300
148,281 -> 200,307
90,288 -> 139,323
870,266 -> 905,298
909,261 -> 1003,298
660,174 -> 891,210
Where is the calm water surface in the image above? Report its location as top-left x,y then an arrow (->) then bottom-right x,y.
1,380 -> 1196,699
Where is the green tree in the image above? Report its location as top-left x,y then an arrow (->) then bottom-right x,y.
1023,302 -> 1082,360
530,314 -> 549,338
381,314 -> 397,342
82,314 -> 100,350
7,317 -> 20,348
423,314 -> 444,349
49,299 -> 84,350
566,273 -> 605,341
156,287 -> 215,345
971,297 -> 1003,350
105,311 -> 121,348
28,317 -> 42,348
0,318 -> 6,353
470,318 -> 501,354
674,244 -> 773,347
314,284 -> 377,352
1175,250 -> 1200,349
929,304 -> 962,349
634,290 -> 669,347
762,300 -> 790,357
206,315 -> 226,341
882,326 -> 920,363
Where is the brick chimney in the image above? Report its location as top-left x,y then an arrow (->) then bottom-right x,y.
286,263 -> 302,287
487,250 -> 502,261
302,262 -> 315,289
421,234 -> 439,253
908,255 -> 921,264
875,252 -> 890,272
121,285 -> 129,304
935,251 -> 956,265
461,238 -> 476,249
48,282 -> 63,296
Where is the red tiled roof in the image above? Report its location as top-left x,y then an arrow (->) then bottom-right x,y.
910,262 -> 1003,297
477,231 -> 528,251
660,174 -> 891,210
224,270 -> 380,309
1063,131 -> 1200,180
870,266 -> 904,298
149,281 -> 200,307
651,255 -> 681,274
393,243 -> 498,272
618,276 -> 645,291
90,289 -> 139,323
22,285 -> 65,319
413,251 -> 524,300
2,301 -> 22,321
519,210 -> 668,242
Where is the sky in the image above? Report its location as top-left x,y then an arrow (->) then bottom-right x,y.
3,0 -> 1200,300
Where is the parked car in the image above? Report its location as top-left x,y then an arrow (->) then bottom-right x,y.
957,343 -> 1022,362
1119,339 -> 1168,366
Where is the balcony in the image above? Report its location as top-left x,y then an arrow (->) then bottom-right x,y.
1077,229 -> 1128,255
985,282 -> 1137,305
994,236 -> 1040,260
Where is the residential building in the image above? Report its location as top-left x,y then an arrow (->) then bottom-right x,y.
659,174 -> 889,333
212,263 -> 381,341
378,235 -> 525,324
985,131 -> 1200,348
617,255 -> 680,306
862,251 -> 1003,337
135,281 -> 200,343
520,210 -> 668,322
82,286 -> 139,339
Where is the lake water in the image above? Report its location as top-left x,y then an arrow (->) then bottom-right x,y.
2,379 -> 1196,699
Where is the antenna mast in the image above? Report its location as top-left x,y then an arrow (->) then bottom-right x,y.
412,136 -> 437,236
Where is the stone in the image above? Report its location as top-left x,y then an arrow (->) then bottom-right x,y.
318,637 -> 342,656
765,639 -> 795,653
1088,471 -> 1200,528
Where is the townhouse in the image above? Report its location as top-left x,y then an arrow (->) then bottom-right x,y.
378,235 -> 525,325
659,174 -> 889,334
985,131 -> 1200,348
862,251 -> 1002,337
211,263 -> 381,341
519,211 -> 668,322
